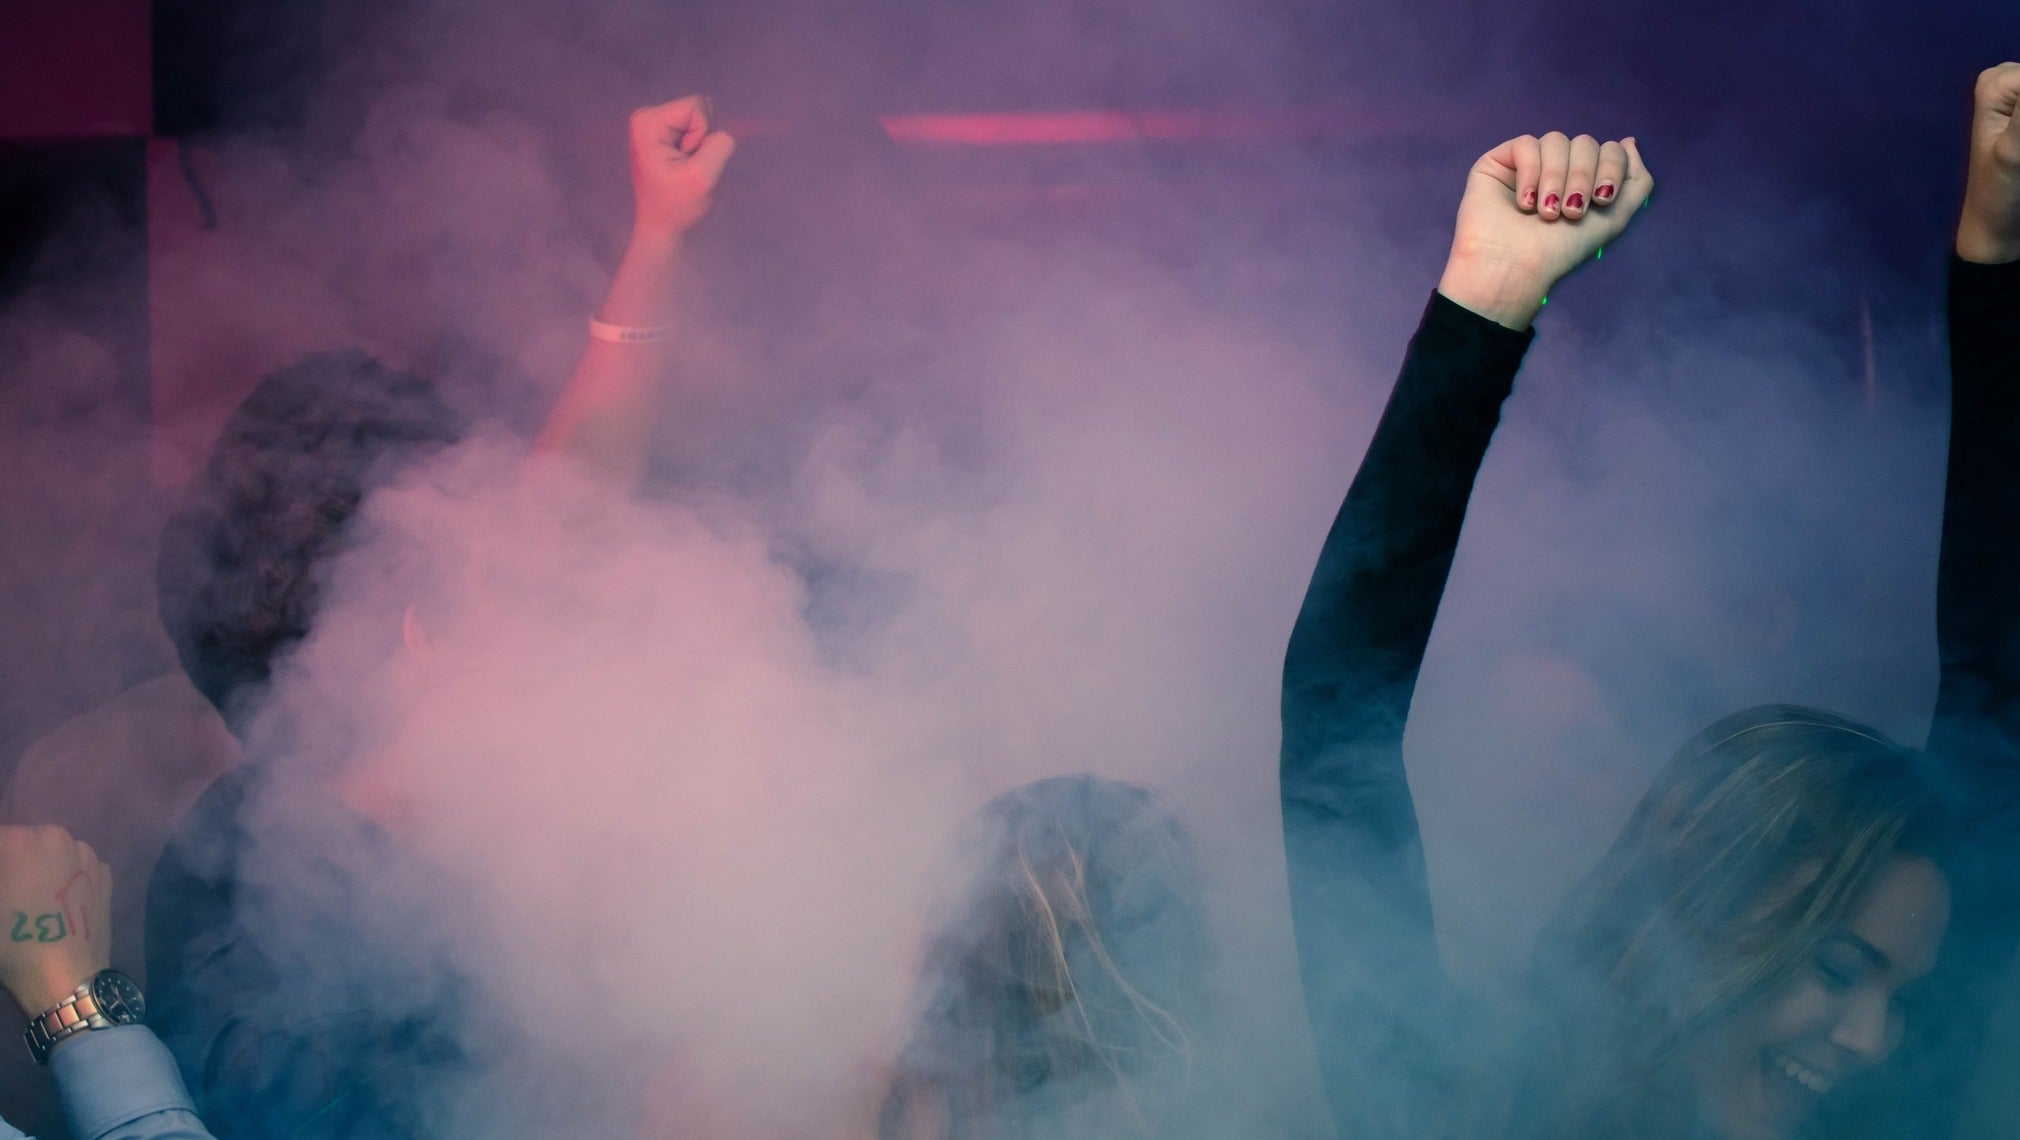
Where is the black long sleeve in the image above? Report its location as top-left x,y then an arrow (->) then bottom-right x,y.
1848,257 -> 2020,1140
1929,257 -> 2020,797
1281,292 -> 1533,1140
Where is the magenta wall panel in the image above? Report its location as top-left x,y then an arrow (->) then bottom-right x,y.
0,0 -> 151,140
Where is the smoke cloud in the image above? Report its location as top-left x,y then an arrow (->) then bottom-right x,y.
5,1 -> 2020,1137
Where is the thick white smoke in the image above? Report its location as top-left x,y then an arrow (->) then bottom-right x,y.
231,231 -> 1380,1135
6,2 -> 2013,1137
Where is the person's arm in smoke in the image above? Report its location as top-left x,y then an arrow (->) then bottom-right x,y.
0,827 -> 214,1140
533,95 -> 736,489
1866,60 -> 2020,1140
1280,132 -> 1651,1140
1936,66 -> 2020,745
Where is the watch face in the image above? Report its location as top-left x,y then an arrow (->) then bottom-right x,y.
90,971 -> 145,1025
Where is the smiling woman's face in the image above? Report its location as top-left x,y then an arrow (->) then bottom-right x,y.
1682,855 -> 1950,1140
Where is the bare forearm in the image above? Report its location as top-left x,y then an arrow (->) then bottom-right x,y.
533,231 -> 686,486
1437,252 -> 1552,331
1957,189 -> 2020,264
531,94 -> 736,488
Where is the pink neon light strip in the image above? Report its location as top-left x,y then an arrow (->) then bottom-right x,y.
721,109 -> 1360,147
877,109 -> 1343,146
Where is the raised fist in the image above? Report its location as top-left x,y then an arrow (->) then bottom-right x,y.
1440,132 -> 1654,328
0,826 -> 111,1017
629,94 -> 738,242
1958,63 -> 2020,264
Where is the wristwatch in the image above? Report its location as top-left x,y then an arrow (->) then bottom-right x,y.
23,970 -> 145,1064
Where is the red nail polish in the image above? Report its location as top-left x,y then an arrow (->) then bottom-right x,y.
1566,192 -> 1585,211
1522,189 -> 1537,208
1542,193 -> 1560,212
1595,183 -> 1616,201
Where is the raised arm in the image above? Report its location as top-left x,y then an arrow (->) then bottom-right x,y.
1281,132 -> 1652,1140
533,95 -> 736,488
1934,65 -> 2020,753
1881,61 -> 2020,1140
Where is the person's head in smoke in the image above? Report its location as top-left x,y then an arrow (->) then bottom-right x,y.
879,775 -> 1211,1140
156,351 -> 463,736
1518,705 -> 1951,1140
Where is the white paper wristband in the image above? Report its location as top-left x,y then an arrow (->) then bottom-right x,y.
589,317 -> 675,344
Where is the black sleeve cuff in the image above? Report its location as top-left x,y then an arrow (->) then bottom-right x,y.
1423,291 -> 1537,361
1951,254 -> 2020,318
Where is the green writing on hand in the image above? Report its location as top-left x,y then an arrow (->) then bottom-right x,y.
9,912 -> 66,943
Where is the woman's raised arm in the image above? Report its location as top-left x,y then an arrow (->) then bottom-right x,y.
1281,131 -> 1651,1140
1881,61 -> 2020,1140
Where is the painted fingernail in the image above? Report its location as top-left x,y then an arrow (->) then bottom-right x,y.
1595,183 -> 1616,201
1542,193 -> 1560,212
1566,192 -> 1585,211
1522,188 -> 1538,209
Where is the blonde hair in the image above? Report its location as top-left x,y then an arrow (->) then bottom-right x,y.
880,777 -> 1210,1140
1502,705 -> 1947,1140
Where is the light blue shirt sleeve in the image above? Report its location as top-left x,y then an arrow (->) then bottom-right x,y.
45,1026 -> 214,1140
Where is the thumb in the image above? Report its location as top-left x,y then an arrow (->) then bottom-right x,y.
1474,137 -> 1524,192
687,131 -> 737,187
1619,137 -> 1656,210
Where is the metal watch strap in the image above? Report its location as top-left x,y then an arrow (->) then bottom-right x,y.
24,982 -> 109,1065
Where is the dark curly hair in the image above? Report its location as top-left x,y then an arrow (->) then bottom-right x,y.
156,351 -> 463,732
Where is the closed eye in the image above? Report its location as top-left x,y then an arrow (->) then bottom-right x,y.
1813,955 -> 1858,992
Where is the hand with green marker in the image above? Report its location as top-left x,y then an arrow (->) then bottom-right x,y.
0,826 -> 111,1018
1438,131 -> 1656,330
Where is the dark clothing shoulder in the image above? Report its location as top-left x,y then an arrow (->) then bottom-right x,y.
146,763 -> 475,1140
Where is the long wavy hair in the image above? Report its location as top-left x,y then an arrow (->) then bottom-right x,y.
1499,705 -> 1949,1140
879,776 -> 1211,1140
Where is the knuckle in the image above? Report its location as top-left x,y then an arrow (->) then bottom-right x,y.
1541,130 -> 1570,144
